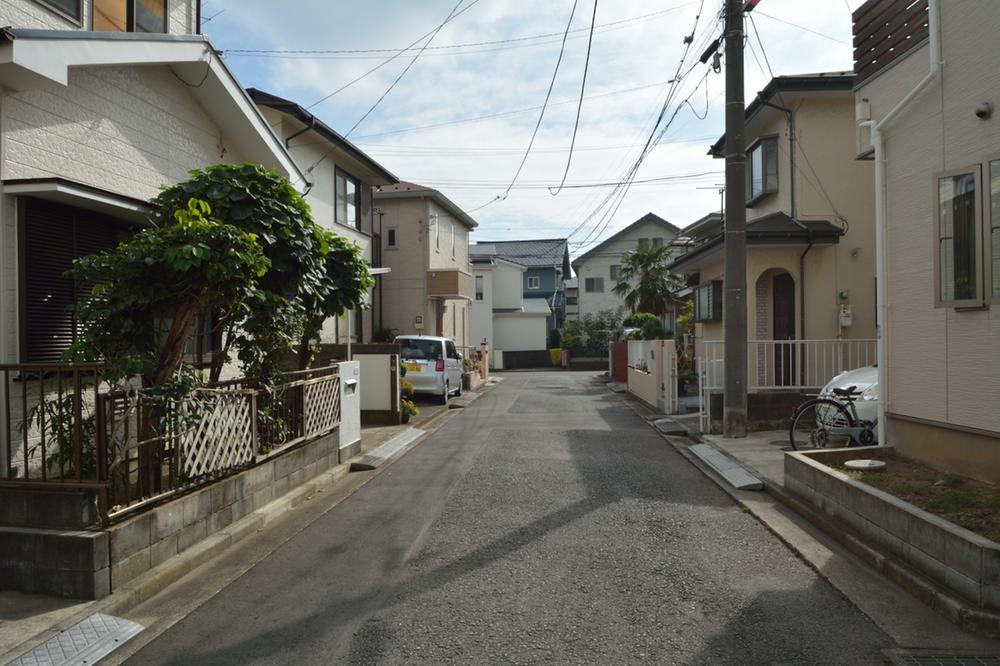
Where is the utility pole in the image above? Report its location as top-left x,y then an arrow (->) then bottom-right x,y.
723,0 -> 747,437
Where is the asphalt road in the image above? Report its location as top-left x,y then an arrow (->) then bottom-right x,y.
128,371 -> 891,665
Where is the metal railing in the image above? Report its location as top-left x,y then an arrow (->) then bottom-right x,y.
1,364 -> 341,524
698,339 -> 876,432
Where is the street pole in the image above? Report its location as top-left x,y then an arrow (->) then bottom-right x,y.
723,0 -> 747,438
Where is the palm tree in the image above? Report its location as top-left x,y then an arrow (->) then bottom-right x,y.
612,244 -> 684,316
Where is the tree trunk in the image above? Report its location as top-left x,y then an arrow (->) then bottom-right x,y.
151,299 -> 199,387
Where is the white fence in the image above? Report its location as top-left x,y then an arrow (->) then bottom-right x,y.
699,339 -> 876,432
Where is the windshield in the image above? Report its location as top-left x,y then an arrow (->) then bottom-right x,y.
399,339 -> 442,360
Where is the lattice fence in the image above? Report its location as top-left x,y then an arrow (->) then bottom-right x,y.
179,390 -> 256,479
303,375 -> 341,438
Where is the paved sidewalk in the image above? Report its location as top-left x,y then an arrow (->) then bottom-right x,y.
702,429 -> 789,487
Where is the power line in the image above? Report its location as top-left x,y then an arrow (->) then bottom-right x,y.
549,0 -> 599,196
344,0 -> 465,138
414,170 -> 722,189
303,0 -> 482,110
472,0 -> 582,212
754,10 -> 850,46
356,134 -> 718,155
222,4 -> 696,58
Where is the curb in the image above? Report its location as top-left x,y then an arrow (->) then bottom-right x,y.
0,390 -> 483,665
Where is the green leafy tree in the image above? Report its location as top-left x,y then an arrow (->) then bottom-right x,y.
67,198 -> 269,387
152,164 -> 327,384
564,308 -> 625,357
612,244 -> 684,317
297,230 -> 374,369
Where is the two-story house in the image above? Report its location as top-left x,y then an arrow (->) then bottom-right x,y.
470,251 -> 549,364
571,212 -> 680,320
667,73 -> 877,426
0,0 -> 305,371
248,89 -> 399,345
374,181 -> 477,346
471,238 -> 570,334
851,0 -> 1000,483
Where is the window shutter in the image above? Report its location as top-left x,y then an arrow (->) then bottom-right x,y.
23,199 -> 119,363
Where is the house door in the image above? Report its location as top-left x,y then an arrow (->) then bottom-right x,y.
772,272 -> 796,386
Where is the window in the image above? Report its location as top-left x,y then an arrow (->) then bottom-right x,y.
609,265 -> 621,281
584,277 -> 604,293
747,136 -> 778,202
21,199 -> 124,362
386,227 -> 397,248
566,296 -> 578,305
34,0 -> 81,23
475,275 -> 484,301
694,281 -> 722,322
451,225 -> 456,257
335,170 -> 360,229
990,158 -> 1000,302
652,237 -> 664,247
637,238 -> 649,249
527,276 -> 540,290
94,0 -> 166,32
432,215 -> 440,251
935,166 -> 981,307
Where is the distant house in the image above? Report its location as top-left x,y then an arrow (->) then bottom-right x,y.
470,253 -> 549,360
851,0 -> 1000,483
565,277 -> 579,320
668,73 -> 876,427
470,239 -> 570,333
571,212 -> 680,320
248,89 -> 399,345
374,182 -> 477,346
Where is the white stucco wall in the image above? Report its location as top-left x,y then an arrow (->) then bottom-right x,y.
0,0 -> 198,34
494,315 -> 547,352
492,260 -> 523,310
573,219 -> 677,318
471,267 -> 493,348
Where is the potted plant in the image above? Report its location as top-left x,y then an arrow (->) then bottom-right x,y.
400,378 -> 419,423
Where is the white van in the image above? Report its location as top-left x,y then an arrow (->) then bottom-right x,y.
395,335 -> 464,404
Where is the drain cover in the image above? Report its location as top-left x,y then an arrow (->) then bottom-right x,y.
8,612 -> 143,666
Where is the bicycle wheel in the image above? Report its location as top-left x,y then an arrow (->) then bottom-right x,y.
789,398 -> 856,451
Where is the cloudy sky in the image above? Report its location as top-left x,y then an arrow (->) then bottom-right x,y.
203,0 -> 865,255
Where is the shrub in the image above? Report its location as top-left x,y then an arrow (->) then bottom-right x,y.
548,328 -> 562,349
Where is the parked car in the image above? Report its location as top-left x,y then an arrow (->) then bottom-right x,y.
820,364 -> 879,432
395,335 -> 464,404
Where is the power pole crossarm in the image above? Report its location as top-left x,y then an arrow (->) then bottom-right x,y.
723,0 -> 748,438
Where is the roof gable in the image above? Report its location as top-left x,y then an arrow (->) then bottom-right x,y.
571,212 -> 679,267
472,238 -> 569,271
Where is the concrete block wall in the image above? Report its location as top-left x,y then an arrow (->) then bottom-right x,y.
109,430 -> 340,590
785,448 -> 1000,611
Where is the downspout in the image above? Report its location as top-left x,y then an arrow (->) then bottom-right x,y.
859,0 -> 941,447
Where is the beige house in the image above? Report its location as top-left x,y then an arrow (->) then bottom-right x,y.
669,73 -> 877,402
852,0 -> 1000,483
248,89 -> 399,345
375,182 -> 477,346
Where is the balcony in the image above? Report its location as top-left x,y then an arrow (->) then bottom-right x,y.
853,0 -> 929,87
427,269 -> 474,300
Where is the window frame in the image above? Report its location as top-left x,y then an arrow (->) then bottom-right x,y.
386,226 -> 397,249
34,0 -> 83,24
584,277 -> 604,293
609,264 -> 621,281
693,280 -> 722,322
475,275 -> 484,301
334,168 -> 361,230
933,164 -> 983,309
526,275 -> 541,290
637,238 -> 649,249
987,155 -> 1000,306
746,135 -> 779,205
93,0 -> 168,33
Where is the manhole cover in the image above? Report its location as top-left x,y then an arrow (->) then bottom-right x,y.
8,612 -> 144,665
844,458 -> 887,471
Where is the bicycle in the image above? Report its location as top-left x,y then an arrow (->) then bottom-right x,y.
788,386 -> 878,451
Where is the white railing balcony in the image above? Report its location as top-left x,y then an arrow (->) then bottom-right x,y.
700,339 -> 876,392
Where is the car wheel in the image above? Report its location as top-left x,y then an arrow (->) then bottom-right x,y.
439,382 -> 449,405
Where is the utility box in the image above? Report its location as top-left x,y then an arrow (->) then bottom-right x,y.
338,360 -> 361,460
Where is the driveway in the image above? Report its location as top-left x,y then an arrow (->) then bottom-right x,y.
127,370 -> 891,665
